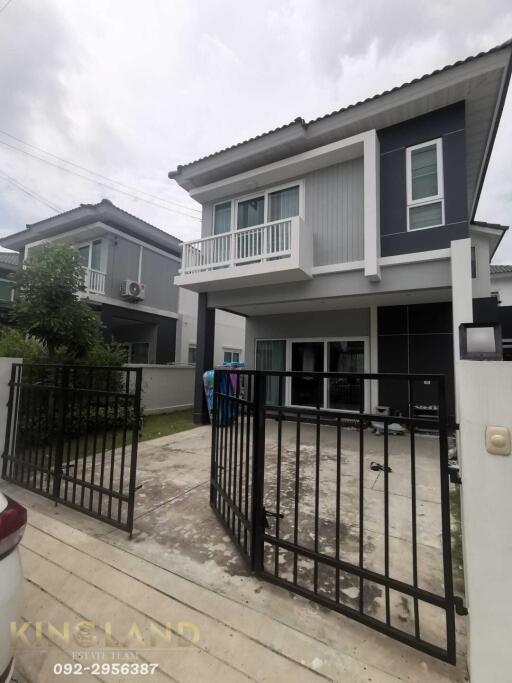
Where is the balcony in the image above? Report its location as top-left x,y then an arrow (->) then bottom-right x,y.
83,268 -> 106,295
174,217 -> 313,292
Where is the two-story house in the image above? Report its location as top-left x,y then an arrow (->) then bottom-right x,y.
169,40 -> 512,423
0,199 -> 245,364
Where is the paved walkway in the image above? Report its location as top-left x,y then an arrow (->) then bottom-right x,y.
5,426 -> 468,682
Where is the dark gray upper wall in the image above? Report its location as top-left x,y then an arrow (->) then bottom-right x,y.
378,101 -> 468,257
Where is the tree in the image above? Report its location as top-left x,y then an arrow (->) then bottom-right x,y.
15,243 -> 103,359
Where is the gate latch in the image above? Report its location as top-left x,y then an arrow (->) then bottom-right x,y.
448,460 -> 461,485
370,461 -> 392,473
454,595 -> 468,616
263,507 -> 284,529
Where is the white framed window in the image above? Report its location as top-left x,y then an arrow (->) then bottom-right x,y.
213,201 -> 232,235
188,344 -> 197,364
406,138 -> 444,231
77,239 -> 105,272
0,278 -> 14,302
212,181 -> 304,235
223,348 -> 242,364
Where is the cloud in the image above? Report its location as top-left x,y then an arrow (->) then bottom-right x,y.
0,0 -> 511,259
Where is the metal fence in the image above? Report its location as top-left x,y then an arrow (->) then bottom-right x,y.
211,369 -> 458,664
2,363 -> 142,534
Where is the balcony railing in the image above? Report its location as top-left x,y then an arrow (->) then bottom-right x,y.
181,217 -> 299,274
175,216 -> 312,292
83,268 -> 106,295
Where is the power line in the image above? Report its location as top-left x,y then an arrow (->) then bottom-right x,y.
0,138 -> 201,220
0,171 -> 62,212
0,0 -> 14,15
0,129 -> 200,214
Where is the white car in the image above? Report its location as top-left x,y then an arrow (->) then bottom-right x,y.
0,491 -> 26,683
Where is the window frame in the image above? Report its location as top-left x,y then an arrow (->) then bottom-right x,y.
77,238 -> 105,273
406,138 -> 445,232
187,343 -> 197,365
0,277 -> 14,302
223,347 -> 242,364
212,180 -> 304,236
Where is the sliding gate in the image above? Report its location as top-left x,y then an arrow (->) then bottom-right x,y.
210,369 -> 459,664
2,363 -> 142,534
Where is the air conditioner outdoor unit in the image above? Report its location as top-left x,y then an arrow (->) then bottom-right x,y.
120,280 -> 146,301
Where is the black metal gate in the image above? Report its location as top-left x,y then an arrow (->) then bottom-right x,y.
211,369 -> 459,664
2,363 -> 142,534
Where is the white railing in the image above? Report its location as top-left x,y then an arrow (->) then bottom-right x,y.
180,218 -> 295,275
84,268 -> 106,294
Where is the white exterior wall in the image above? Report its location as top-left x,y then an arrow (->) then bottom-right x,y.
470,233 -> 491,299
0,358 -> 20,452
490,272 -> 512,305
129,364 -> 195,415
176,288 -> 245,366
457,361 -> 512,682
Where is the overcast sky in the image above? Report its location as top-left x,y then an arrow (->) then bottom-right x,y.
1,0 -> 512,260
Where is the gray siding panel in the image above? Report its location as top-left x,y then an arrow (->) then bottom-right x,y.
202,203 -> 214,237
141,249 -> 180,311
306,158 -> 364,266
107,235 -> 179,312
199,158 -> 364,266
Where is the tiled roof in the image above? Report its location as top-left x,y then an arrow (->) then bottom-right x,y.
0,251 -> 18,267
171,38 -> 512,174
26,198 -> 181,243
491,265 -> 512,274
472,220 -> 509,231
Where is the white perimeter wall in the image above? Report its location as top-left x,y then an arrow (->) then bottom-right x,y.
129,364 -> 195,415
457,360 -> 512,682
177,287 -> 245,366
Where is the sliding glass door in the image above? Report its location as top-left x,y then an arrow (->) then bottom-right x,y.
327,340 -> 365,410
256,337 -> 367,410
290,341 -> 324,407
255,340 -> 286,405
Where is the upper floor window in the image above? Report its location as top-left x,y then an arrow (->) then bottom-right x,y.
406,139 -> 444,231
78,239 -> 103,271
0,278 -> 13,303
213,202 -> 231,235
213,183 -> 301,235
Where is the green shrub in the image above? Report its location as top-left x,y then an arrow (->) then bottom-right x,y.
0,328 -> 45,362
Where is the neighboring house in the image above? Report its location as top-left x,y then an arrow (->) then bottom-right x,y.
490,264 -> 512,305
169,40 -> 512,423
490,264 -> 512,359
0,199 -> 244,364
0,252 -> 17,324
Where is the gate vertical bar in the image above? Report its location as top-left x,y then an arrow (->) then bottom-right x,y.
250,370 -> 266,572
52,365 -> 69,503
438,375 -> 457,664
210,369 -> 219,506
126,367 -> 142,537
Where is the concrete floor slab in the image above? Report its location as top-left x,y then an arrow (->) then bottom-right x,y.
6,423 -> 467,682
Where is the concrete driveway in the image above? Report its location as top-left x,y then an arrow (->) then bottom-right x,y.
4,424 -> 467,682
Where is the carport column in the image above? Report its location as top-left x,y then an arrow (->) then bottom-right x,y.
450,238 -> 473,419
193,292 -> 216,425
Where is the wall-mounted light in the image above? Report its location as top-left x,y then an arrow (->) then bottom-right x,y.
459,322 -> 503,360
